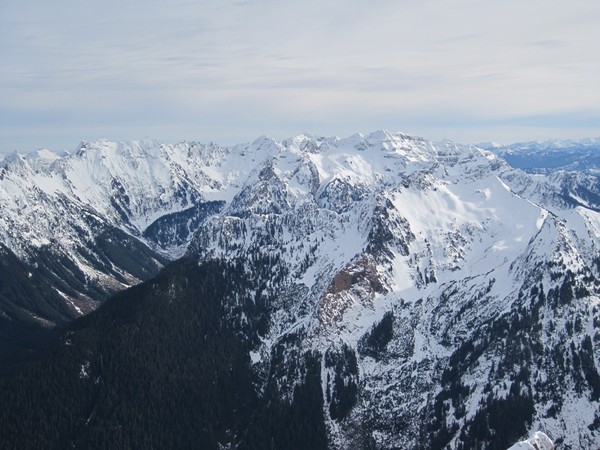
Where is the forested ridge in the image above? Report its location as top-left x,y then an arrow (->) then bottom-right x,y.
0,257 -> 327,450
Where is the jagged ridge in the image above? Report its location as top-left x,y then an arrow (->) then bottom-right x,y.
0,130 -> 599,448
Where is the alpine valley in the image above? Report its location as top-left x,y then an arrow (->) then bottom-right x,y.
0,131 -> 598,449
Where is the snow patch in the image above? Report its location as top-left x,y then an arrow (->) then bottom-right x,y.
507,431 -> 554,450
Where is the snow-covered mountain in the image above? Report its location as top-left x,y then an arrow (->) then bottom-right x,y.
0,131 -> 599,448
0,138 -> 260,366
0,138 -> 250,261
481,138 -> 600,175
183,131 -> 600,448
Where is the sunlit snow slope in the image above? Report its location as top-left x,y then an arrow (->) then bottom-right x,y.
186,131 -> 600,449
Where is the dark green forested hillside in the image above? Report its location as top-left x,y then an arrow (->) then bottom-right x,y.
0,257 -> 327,450
0,225 -> 169,374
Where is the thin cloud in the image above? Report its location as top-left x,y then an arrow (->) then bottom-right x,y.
1,0 -> 600,152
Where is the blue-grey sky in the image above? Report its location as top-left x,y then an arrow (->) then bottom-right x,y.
2,0 -> 600,153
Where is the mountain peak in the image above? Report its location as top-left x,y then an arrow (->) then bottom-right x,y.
0,131 -> 599,449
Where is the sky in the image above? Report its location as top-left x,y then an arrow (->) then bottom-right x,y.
2,0 -> 600,153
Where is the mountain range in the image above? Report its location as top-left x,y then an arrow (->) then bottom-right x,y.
0,131 -> 598,449
480,138 -> 600,175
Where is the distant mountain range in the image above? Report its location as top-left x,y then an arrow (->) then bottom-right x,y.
480,137 -> 600,175
0,131 -> 597,449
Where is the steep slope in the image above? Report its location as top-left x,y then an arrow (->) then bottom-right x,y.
0,257 -> 328,450
0,137 -> 281,286
187,131 -> 600,449
0,139 -> 251,368
0,131 -> 598,449
0,230 -> 166,372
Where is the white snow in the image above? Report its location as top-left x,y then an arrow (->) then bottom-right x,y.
507,431 -> 554,450
1,130 -> 599,449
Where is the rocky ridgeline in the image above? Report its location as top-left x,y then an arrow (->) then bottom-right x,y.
0,131 -> 598,448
